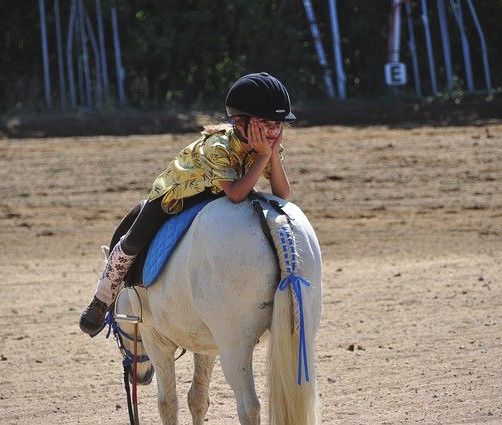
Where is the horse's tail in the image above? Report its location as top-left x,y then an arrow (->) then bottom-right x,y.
267,215 -> 319,425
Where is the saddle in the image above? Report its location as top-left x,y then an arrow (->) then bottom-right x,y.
109,198 -> 217,287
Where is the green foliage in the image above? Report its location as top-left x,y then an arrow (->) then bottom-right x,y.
1,0 -> 501,113
116,0 -> 323,109
0,1 -> 45,111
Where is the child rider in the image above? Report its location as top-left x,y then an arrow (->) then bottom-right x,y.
79,72 -> 295,335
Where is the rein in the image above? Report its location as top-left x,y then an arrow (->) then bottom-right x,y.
248,191 -> 292,221
91,292 -> 146,425
248,191 -> 292,247
91,288 -> 187,425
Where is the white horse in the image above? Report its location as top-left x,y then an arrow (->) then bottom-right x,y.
116,194 -> 322,425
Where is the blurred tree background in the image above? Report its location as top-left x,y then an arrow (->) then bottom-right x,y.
1,0 -> 501,114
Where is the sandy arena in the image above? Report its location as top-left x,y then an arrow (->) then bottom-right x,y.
1,122 -> 501,424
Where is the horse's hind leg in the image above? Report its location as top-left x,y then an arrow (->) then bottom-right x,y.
155,356 -> 178,425
219,343 -> 260,425
187,353 -> 216,425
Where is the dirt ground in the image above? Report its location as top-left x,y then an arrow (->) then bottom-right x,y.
1,121 -> 501,424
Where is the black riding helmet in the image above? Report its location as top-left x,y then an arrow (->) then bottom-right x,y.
225,72 -> 296,122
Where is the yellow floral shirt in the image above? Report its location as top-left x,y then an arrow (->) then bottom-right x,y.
149,127 -> 280,214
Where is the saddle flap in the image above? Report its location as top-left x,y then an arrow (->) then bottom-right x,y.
142,199 -> 214,286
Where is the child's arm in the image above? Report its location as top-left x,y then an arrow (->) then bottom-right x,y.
220,153 -> 271,203
220,120 -> 271,202
221,121 -> 290,202
268,127 -> 291,200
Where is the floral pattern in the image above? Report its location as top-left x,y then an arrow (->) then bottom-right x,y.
98,241 -> 136,300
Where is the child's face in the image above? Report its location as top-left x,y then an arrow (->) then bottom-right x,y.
253,118 -> 282,144
254,118 -> 283,132
235,116 -> 283,143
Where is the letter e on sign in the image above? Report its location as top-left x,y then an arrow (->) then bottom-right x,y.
385,63 -> 407,86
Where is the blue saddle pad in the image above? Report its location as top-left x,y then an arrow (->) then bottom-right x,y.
142,199 -> 212,286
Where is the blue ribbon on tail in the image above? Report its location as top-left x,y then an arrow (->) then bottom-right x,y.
279,274 -> 311,385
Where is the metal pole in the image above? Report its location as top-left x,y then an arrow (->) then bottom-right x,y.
420,0 -> 438,93
465,0 -> 492,91
74,2 -> 85,105
85,10 -> 103,108
386,0 -> 404,95
95,0 -> 110,96
301,0 -> 336,98
449,0 -> 473,91
390,0 -> 402,63
54,0 -> 66,110
437,0 -> 454,89
328,0 -> 346,99
406,2 -> 422,97
66,0 -> 77,108
111,3 -> 126,106
38,0 -> 52,110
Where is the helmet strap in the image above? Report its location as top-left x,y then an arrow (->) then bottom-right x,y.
243,115 -> 250,138
232,115 -> 251,144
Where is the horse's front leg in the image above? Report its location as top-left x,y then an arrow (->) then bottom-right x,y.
187,353 -> 216,425
156,355 -> 178,425
139,325 -> 179,425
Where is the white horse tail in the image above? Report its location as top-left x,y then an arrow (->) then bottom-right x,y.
267,214 -> 319,425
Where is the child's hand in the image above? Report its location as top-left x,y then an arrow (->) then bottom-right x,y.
248,120 -> 272,156
271,126 -> 283,154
